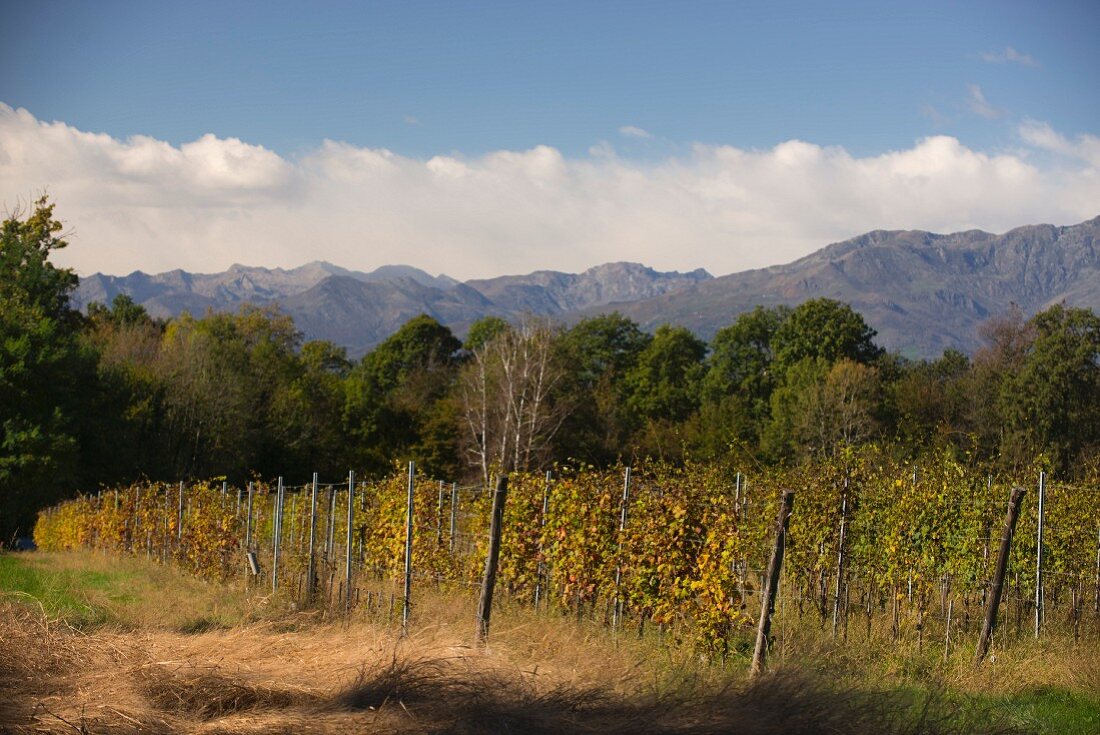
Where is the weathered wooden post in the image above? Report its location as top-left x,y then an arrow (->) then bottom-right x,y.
750,489 -> 795,678
476,474 -> 509,642
975,486 -> 1026,667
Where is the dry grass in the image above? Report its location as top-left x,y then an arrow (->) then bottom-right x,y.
1,596 -> 1026,735
5,552 -> 1092,733
767,605 -> 1100,700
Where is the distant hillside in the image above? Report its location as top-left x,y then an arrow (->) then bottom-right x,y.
74,217 -> 1100,358
594,216 -> 1100,357
73,261 -> 713,356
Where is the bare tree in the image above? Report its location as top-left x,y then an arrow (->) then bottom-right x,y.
460,317 -> 567,485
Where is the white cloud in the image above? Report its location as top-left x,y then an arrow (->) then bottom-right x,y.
1018,119 -> 1100,168
404,115 -> 422,126
1,103 -> 1097,280
981,46 -> 1038,67
618,125 -> 653,139
966,84 -> 1005,119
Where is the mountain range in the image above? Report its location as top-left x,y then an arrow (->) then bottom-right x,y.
73,216 -> 1100,358
75,260 -> 713,357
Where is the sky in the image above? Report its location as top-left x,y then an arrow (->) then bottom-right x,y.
1,0 -> 1098,279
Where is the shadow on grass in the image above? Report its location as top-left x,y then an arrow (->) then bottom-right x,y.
333,656 -> 1030,735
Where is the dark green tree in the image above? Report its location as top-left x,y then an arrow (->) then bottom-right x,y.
553,313 -> 651,463
0,198 -> 88,539
892,348 -> 971,451
699,306 -> 789,452
625,325 -> 706,423
271,340 -> 352,476
1000,304 -> 1100,470
772,298 -> 882,375
80,294 -> 169,486
463,315 -> 509,352
344,315 -> 461,477
622,325 -> 706,459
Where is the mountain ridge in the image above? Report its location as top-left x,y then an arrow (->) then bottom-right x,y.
72,217 -> 1100,358
590,217 -> 1100,357
74,259 -> 714,356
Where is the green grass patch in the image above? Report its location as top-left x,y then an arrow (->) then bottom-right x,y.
975,688 -> 1100,735
0,550 -> 260,630
0,553 -> 110,627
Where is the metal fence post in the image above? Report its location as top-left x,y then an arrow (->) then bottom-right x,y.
449,482 -> 458,554
403,462 -> 415,634
534,470 -> 551,610
307,473 -> 319,604
345,471 -> 355,613
1035,470 -> 1045,639
273,477 -> 284,593
177,481 -> 184,541
612,467 -> 632,631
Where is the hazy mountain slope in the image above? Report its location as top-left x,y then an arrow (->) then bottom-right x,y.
466,262 -> 712,314
596,217 -> 1100,357
277,276 -> 492,357
72,217 -> 1099,358
75,259 -> 712,356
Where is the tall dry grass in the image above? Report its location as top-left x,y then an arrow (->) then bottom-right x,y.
1,599 -> 1030,733
7,551 -> 1094,733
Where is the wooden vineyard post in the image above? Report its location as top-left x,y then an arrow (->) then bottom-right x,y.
345,471 -> 355,613
476,474 -> 509,643
612,467 -> 632,632
402,462 -> 415,635
751,489 -> 795,679
306,473 -> 319,604
975,486 -> 1026,667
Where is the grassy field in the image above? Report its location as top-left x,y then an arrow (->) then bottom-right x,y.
1,551 -> 1098,734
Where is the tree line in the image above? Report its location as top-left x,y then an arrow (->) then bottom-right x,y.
4,199 -> 1099,538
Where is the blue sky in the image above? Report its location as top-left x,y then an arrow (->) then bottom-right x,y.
4,0 -> 1096,157
1,1 -> 1098,278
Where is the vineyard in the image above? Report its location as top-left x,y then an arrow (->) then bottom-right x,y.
33,448 -> 1100,657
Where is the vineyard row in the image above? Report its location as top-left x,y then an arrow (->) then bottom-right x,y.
33,450 -> 1100,652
